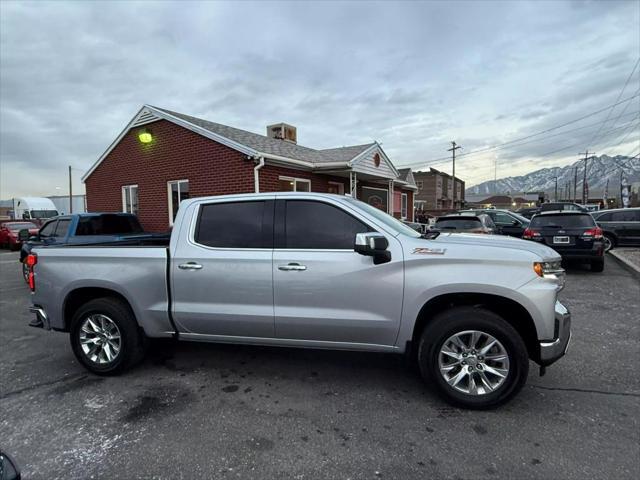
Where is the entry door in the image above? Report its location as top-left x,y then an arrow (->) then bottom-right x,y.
273,199 -> 404,346
171,199 -> 275,337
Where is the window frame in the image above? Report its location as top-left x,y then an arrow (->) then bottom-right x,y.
327,181 -> 345,195
54,218 -> 72,238
275,199 -> 376,251
401,193 -> 408,220
278,176 -> 311,192
168,179 -> 190,226
121,185 -> 139,215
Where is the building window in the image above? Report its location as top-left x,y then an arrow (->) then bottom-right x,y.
278,176 -> 311,192
416,180 -> 423,191
401,193 -> 408,219
327,181 -> 344,195
122,185 -> 139,215
168,180 -> 190,225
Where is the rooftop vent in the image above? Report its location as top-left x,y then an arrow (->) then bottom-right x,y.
267,123 -> 297,144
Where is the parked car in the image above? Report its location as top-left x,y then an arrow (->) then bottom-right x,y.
523,211 -> 605,271
0,221 -> 39,250
592,207 -> 640,252
460,209 -> 530,237
540,202 -> 587,213
402,220 -> 429,234
432,213 -> 497,234
27,192 -> 571,409
19,213 -> 164,282
515,207 -> 540,219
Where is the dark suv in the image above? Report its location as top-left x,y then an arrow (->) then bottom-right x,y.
523,211 -> 605,272
460,209 -> 530,237
591,207 -> 640,252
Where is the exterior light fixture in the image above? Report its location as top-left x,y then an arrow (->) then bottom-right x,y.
138,128 -> 153,144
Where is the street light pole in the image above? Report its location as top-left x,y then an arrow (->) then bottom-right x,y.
447,141 -> 462,209
68,165 -> 73,214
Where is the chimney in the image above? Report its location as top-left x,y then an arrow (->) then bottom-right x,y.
267,123 -> 297,144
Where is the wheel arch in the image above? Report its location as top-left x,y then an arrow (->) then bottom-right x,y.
411,293 -> 540,362
63,287 -> 137,332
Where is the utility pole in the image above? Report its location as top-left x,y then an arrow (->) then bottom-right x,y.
447,141 -> 462,209
573,166 -> 578,203
554,176 -> 558,202
68,165 -> 73,214
494,158 -> 498,194
578,151 -> 594,205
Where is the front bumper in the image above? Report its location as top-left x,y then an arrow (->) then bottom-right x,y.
538,301 -> 571,366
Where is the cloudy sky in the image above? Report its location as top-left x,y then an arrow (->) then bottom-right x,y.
1,0 -> 639,198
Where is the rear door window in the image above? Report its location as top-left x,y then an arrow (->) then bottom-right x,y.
195,201 -> 272,248
530,214 -> 595,228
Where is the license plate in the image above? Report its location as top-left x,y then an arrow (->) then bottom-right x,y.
553,236 -> 570,244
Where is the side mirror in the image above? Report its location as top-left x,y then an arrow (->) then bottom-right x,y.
18,229 -> 30,242
28,235 -> 39,242
354,232 -> 391,265
512,220 -> 520,226
22,212 -> 30,219
0,451 -> 21,480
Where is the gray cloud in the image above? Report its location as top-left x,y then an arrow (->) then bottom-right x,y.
1,0 -> 639,196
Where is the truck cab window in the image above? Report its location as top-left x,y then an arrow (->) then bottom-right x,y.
54,219 -> 71,238
284,200 -> 371,249
195,201 -> 269,248
39,220 -> 57,238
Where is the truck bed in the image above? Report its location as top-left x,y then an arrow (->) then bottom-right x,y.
31,245 -> 174,337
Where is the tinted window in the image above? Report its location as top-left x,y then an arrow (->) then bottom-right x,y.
76,215 -> 143,236
39,221 -> 56,237
611,211 -> 638,222
196,201 -> 269,248
54,219 -> 71,237
595,212 -> 612,221
285,200 -> 371,249
436,218 -> 482,230
530,214 -> 595,228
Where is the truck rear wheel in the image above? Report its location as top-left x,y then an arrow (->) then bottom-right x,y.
418,307 -> 529,409
70,297 -> 147,375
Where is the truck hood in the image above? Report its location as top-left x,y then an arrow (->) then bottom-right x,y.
431,232 -> 560,260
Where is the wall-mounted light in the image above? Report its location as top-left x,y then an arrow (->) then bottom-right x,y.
138,127 -> 153,144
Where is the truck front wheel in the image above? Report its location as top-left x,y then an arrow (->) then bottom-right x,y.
418,307 -> 529,409
70,297 -> 147,375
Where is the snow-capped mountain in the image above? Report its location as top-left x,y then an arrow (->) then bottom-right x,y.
466,155 -> 640,195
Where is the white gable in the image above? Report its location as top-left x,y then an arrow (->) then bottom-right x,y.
351,145 -> 399,179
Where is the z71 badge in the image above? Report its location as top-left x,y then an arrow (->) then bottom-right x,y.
412,247 -> 447,255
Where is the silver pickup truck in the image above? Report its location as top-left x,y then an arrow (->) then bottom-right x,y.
27,192 -> 571,409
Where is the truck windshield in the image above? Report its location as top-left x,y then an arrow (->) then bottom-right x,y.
30,210 -> 59,219
343,197 -> 420,237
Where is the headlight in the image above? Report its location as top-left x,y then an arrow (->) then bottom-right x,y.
533,261 -> 565,291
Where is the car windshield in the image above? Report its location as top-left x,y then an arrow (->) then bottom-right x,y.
5,222 -> 37,230
30,210 -> 59,218
530,214 -> 595,228
343,197 -> 420,237
436,218 -> 482,229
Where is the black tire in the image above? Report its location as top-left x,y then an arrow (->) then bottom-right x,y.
417,306 -> 529,409
603,234 -> 615,252
591,258 -> 605,272
70,297 -> 147,375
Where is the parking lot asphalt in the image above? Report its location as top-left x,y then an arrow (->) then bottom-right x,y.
1,249 -> 639,480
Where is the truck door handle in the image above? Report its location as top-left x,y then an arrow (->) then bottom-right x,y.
178,262 -> 203,270
278,263 -> 307,271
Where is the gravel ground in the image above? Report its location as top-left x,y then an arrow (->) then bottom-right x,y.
1,250 -> 639,479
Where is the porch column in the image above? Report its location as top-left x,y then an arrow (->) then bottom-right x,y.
388,179 -> 394,215
350,172 -> 358,198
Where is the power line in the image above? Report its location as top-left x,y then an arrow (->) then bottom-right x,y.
399,92 -> 640,170
587,58 -> 640,150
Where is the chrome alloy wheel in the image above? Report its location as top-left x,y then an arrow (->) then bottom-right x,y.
603,236 -> 613,252
79,314 -> 122,364
438,330 -> 510,395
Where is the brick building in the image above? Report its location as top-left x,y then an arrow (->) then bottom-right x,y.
413,168 -> 465,212
82,105 -> 417,232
